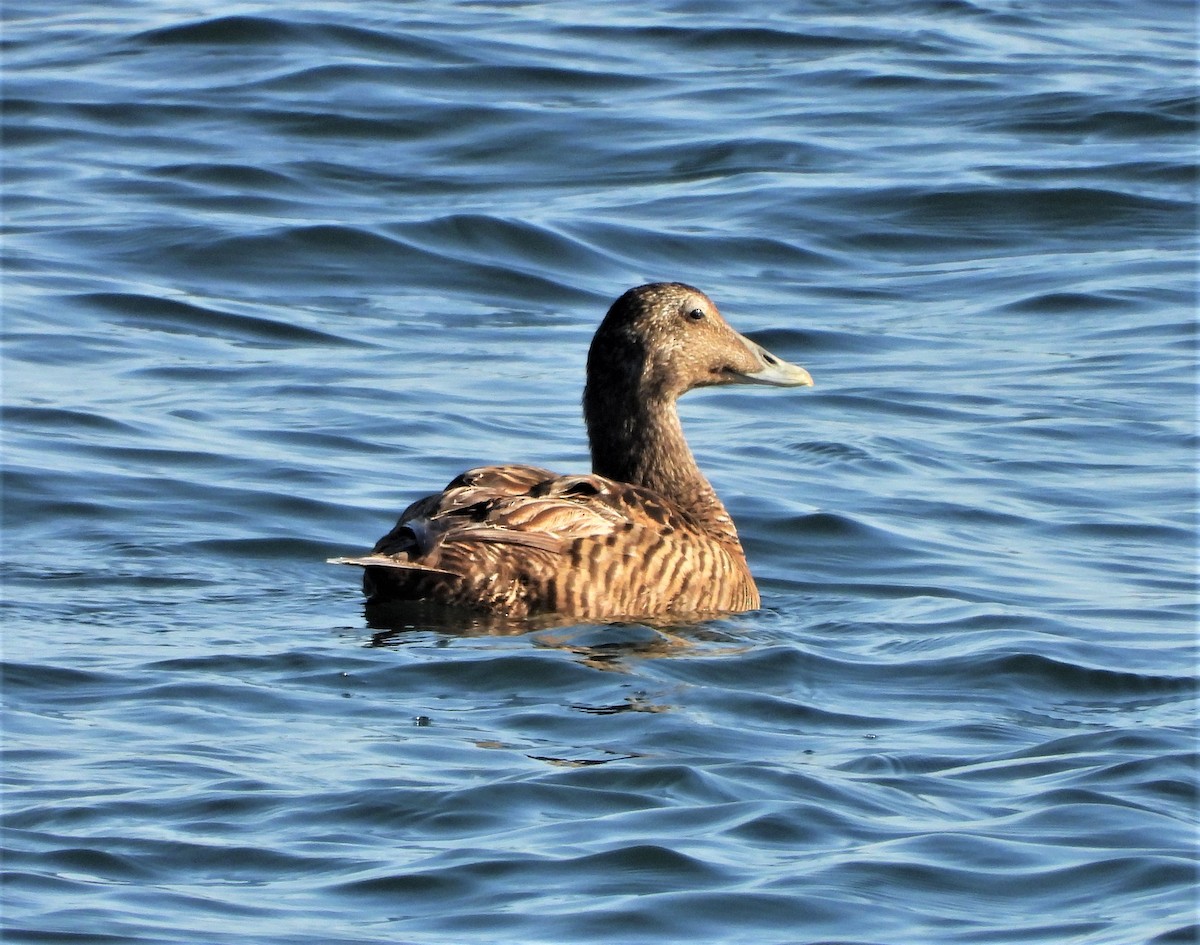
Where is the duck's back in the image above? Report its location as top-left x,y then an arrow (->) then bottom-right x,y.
345,464 -> 760,620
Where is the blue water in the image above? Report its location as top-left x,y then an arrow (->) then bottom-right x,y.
2,2 -> 1196,943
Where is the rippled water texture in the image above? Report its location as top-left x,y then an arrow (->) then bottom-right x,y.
3,2 -> 1196,943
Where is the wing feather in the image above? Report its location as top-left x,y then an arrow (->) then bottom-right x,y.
331,463 -> 742,615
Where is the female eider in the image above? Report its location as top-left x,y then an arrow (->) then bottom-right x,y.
331,283 -> 812,621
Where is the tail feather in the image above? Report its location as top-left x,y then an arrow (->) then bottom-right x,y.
327,555 -> 458,577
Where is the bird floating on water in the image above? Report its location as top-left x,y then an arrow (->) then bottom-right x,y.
330,282 -> 813,622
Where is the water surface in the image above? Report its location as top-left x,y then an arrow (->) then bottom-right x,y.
2,2 -> 1196,943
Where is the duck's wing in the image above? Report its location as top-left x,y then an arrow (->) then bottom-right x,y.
328,464 -> 710,613
329,464 -> 622,567
368,465 -> 623,554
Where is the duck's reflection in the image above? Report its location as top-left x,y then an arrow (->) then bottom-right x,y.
363,600 -> 750,672
358,602 -> 757,768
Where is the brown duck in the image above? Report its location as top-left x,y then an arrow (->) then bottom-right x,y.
330,282 -> 813,621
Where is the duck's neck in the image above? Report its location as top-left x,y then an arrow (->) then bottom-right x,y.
585,391 -> 741,548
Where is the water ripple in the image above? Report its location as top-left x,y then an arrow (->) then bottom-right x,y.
3,2 -> 1195,944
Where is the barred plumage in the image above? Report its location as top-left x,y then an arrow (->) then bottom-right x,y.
330,283 -> 812,622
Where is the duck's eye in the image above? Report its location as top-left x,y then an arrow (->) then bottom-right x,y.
685,307 -> 705,322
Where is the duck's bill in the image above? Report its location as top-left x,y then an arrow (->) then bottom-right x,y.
733,334 -> 814,387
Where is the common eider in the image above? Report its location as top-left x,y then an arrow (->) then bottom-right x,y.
330,282 -> 813,621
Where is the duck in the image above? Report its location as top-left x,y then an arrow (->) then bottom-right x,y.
330,282 -> 813,622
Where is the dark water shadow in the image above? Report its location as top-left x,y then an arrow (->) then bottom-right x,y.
363,599 -> 750,670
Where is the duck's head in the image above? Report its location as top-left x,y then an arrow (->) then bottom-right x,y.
586,282 -> 813,403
